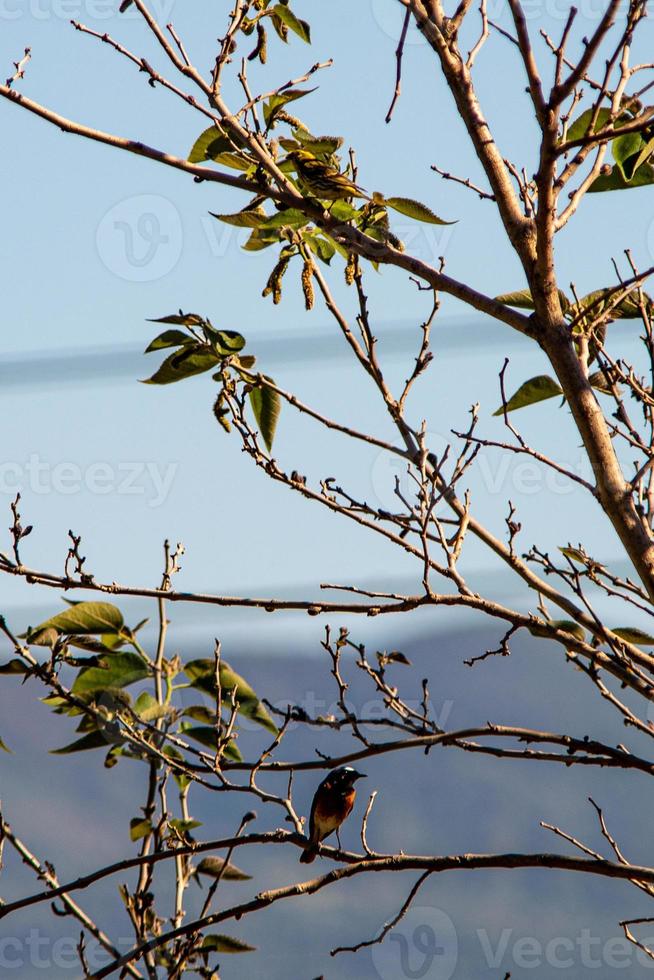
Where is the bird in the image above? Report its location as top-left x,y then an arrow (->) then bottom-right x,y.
300,766 -> 366,864
286,149 -> 369,203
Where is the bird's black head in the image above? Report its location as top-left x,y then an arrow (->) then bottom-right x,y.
328,766 -> 366,788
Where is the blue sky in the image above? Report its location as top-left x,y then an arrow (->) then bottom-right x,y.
1,0 -> 653,632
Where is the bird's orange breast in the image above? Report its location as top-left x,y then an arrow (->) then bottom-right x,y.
313,788 -> 355,836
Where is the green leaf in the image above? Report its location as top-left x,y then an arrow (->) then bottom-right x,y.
142,345 -> 220,385
201,934 -> 256,954
330,200 -> 359,222
129,818 -> 152,841
492,375 -> 563,415
184,659 -> 278,734
495,289 -> 536,310
292,128 -> 343,155
0,659 -> 28,674
71,652 -> 150,697
205,328 -> 247,356
549,620 -> 586,642
630,135 -> 654,176
242,228 -> 283,252
566,107 -> 614,142
249,379 -> 281,452
195,856 -> 252,881
134,691 -> 172,723
210,208 -> 268,228
558,547 -> 585,564
27,602 -> 124,644
189,126 -> 231,163
145,330 -> 192,353
271,4 -> 310,42
105,745 -> 123,769
211,151 -> 256,172
384,197 -> 455,225
169,818 -> 202,834
148,313 -> 206,327
180,725 -> 243,761
163,745 -> 191,791
376,650 -> 412,667
496,288 -> 571,312
182,705 -> 215,725
0,735 -> 11,753
589,162 -> 654,192
260,208 -> 311,230
263,87 -> 316,128
569,287 -> 654,328
304,232 -> 336,264
51,730 -> 114,755
612,627 -> 654,646
612,131 -> 646,180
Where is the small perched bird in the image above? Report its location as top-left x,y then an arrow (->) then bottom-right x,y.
287,149 -> 369,202
300,766 -> 366,864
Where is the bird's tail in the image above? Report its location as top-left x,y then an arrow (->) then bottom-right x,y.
299,843 -> 317,864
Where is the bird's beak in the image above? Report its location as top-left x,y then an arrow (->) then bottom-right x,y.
352,771 -> 366,781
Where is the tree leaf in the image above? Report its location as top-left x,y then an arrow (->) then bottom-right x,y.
169,818 -> 202,834
259,208 -> 311,230
145,330 -> 192,353
205,328 -> 247,356
612,131 -> 646,180
142,345 -> 220,385
292,128 -> 343,155
330,200 -> 360,222
263,87 -> 316,128
492,375 -> 563,415
148,313 -> 206,327
184,659 -> 278,734
549,620 -> 586,642
27,602 -> 124,644
188,126 -> 238,164
384,196 -> 455,225
495,289 -> 536,310
376,650 -> 412,667
201,934 -> 256,954
557,546 -> 584,565
569,287 -> 654,328
134,691 -> 172,723
270,4 -> 310,43
304,232 -> 336,264
0,659 -> 28,674
195,856 -> 252,881
612,627 -> 654,646
180,725 -> 243,761
163,745 -> 191,791
589,162 -> 654,192
51,730 -> 115,755
630,135 -> 654,177
210,208 -> 267,228
242,228 -> 283,252
71,652 -> 150,697
496,288 -> 571,312
249,379 -> 281,452
565,107 -> 614,142
129,817 -> 152,841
